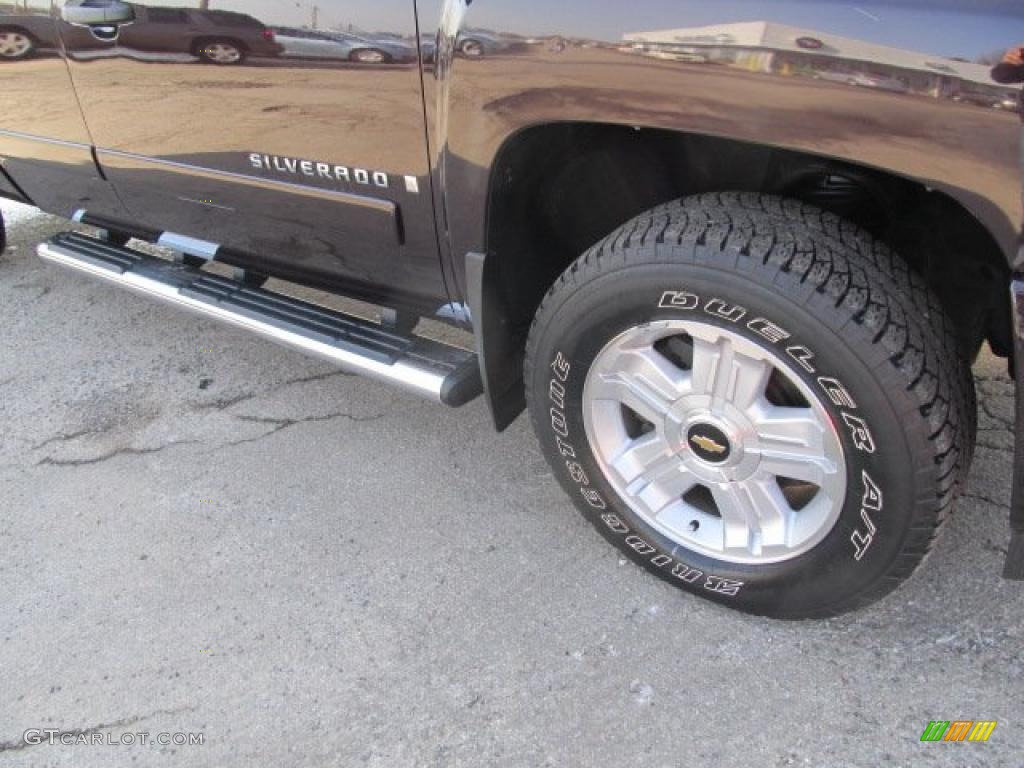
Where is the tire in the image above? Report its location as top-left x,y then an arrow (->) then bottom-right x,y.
525,192 -> 973,619
0,29 -> 35,60
196,39 -> 245,65
349,48 -> 388,64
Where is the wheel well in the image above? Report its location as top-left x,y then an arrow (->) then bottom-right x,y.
477,122 -> 1010,428
486,123 -> 1008,352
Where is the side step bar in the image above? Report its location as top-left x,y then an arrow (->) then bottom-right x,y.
38,232 -> 482,407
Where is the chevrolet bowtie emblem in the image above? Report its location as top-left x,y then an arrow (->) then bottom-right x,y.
690,434 -> 727,454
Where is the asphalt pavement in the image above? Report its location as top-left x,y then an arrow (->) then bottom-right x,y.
1,199 -> 1022,767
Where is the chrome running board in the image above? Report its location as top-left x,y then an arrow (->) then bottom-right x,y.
38,232 -> 482,406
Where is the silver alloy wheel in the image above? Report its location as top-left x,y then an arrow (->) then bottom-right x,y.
460,40 -> 484,57
583,320 -> 846,565
203,42 -> 241,64
0,32 -> 32,59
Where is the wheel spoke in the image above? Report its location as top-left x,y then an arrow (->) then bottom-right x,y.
632,457 -> 696,514
752,405 -> 838,486
609,431 -> 672,484
711,479 -> 791,553
589,344 -> 685,424
758,452 -> 833,487
607,433 -> 695,514
687,333 -> 771,410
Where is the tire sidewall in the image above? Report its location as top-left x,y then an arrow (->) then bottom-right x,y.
529,250 -> 934,617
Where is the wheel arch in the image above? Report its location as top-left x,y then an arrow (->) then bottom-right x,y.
465,121 -> 1011,430
0,24 -> 39,37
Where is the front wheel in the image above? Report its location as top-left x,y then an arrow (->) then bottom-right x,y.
196,40 -> 245,65
525,193 -> 972,618
349,48 -> 388,64
0,30 -> 35,60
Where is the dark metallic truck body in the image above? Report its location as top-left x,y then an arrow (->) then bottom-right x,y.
2,0 -> 1023,583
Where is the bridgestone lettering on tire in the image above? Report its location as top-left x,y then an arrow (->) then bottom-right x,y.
525,192 -> 973,618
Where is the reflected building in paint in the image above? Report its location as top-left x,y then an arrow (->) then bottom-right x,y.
624,22 -> 1019,109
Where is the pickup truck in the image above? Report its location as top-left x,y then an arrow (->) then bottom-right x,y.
1,0 -> 1022,618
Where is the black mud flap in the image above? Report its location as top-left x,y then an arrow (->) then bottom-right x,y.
465,251 -> 526,431
1005,277 -> 1024,579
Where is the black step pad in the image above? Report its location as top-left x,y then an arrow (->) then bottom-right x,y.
53,232 -> 144,274
181,275 -> 409,365
54,232 -> 416,366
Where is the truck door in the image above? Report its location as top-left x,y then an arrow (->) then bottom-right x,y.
54,0 -> 445,310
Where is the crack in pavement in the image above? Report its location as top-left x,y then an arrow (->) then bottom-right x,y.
35,440 -> 201,468
32,427 -> 112,451
0,705 -> 196,752
28,370 -> 363,465
960,491 -> 1009,508
224,410 -> 388,448
10,282 -> 51,302
975,439 -> 1012,452
192,369 -> 355,414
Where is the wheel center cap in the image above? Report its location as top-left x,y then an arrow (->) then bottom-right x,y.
686,423 -> 732,464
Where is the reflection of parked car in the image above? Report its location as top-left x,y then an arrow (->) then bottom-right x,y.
274,27 -> 415,63
953,91 -> 999,108
421,28 -> 515,60
0,5 -> 282,65
998,94 -> 1020,112
815,70 -> 908,93
954,90 -> 1019,111
456,29 -> 509,58
119,7 -> 281,65
641,48 -> 708,63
